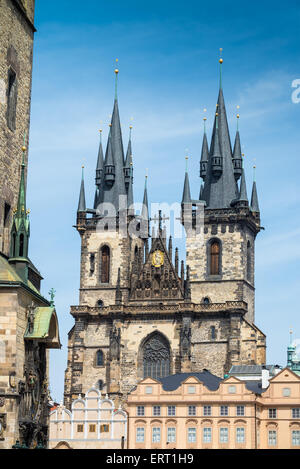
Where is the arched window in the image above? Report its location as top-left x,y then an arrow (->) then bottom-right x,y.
142,333 -> 170,380
210,240 -> 220,275
100,246 -> 110,284
96,350 -> 104,367
19,233 -> 24,257
247,241 -> 251,281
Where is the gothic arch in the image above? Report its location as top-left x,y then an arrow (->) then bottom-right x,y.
138,332 -> 171,380
99,245 -> 110,284
207,238 -> 222,277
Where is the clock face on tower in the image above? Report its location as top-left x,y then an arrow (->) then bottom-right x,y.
152,250 -> 164,268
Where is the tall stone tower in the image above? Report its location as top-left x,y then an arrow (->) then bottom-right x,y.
64,63 -> 266,408
0,0 -> 36,256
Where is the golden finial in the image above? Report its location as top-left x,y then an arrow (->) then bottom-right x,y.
203,108 -> 207,122
219,48 -> 223,64
26,209 -> 30,216
115,58 -> 119,74
13,208 -> 17,214
22,146 -> 26,152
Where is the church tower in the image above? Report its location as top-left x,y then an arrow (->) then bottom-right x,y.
64,61 -> 266,408
184,59 -> 260,325
0,0 -> 36,256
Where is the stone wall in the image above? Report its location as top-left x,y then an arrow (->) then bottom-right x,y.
0,0 -> 35,256
186,214 -> 257,323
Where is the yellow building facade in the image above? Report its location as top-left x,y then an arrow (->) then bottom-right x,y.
126,368 -> 300,450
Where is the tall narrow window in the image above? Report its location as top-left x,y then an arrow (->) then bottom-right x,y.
211,326 -> 216,340
7,68 -> 17,131
100,246 -> 110,284
96,350 -> 104,366
210,240 -> 220,275
19,233 -> 24,257
247,241 -> 251,281
4,203 -> 10,227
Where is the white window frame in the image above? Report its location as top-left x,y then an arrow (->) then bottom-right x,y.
153,406 -> 161,416
168,405 -> 176,416
268,430 -> 277,446
136,427 -> 145,443
167,427 -> 176,443
137,406 -> 145,416
220,405 -> 228,416
187,427 -> 197,443
292,430 -> 300,446
188,405 -> 196,416
203,405 -> 211,416
152,427 -> 161,443
203,427 -> 212,443
220,427 -> 229,443
236,405 -> 245,416
236,427 -> 245,443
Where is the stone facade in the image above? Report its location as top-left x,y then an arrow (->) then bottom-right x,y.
0,0 -> 35,256
64,69 -> 266,410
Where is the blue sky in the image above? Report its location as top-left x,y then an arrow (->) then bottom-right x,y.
26,0 -> 300,401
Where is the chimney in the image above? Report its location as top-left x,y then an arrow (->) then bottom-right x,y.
261,367 -> 270,389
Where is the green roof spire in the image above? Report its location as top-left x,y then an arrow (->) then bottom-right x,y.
10,142 -> 30,260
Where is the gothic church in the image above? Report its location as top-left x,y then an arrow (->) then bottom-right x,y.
64,62 -> 266,407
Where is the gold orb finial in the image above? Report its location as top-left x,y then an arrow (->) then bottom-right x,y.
115,58 -> 119,74
219,48 -> 223,64
22,146 -> 26,152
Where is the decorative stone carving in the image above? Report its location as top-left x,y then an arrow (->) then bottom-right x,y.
180,317 -> 191,358
110,326 -> 121,360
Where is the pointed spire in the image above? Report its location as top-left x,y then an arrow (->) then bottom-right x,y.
219,48 -> 223,89
10,142 -> 30,260
94,129 -> 104,209
199,183 -> 204,201
100,65 -> 126,214
200,118 -> 209,181
141,173 -> 149,238
182,156 -> 192,204
239,165 -> 248,205
232,107 -> 243,182
251,166 -> 260,213
127,155 -> 134,215
175,248 -> 179,276
168,236 -> 173,260
124,126 -> 133,190
78,166 -> 86,212
202,67 -> 238,208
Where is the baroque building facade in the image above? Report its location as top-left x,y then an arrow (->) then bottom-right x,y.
64,63 -> 266,408
0,0 -> 61,449
126,368 -> 300,450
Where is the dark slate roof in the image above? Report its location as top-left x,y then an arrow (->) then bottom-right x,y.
182,172 -> 192,204
77,171 -> 86,212
200,132 -> 209,165
239,168 -> 248,203
99,99 -> 127,212
251,181 -> 260,213
229,365 -> 275,374
157,370 -> 223,392
244,380 -> 266,395
202,89 -> 239,209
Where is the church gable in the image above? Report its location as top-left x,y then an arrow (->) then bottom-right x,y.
129,235 -> 184,301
